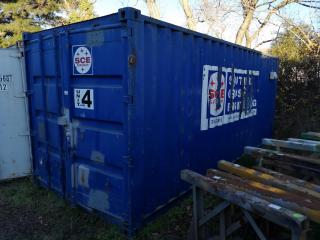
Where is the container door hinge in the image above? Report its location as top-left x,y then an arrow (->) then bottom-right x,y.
123,95 -> 133,104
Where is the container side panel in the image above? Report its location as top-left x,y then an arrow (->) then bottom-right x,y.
131,18 -> 278,227
0,48 -> 32,180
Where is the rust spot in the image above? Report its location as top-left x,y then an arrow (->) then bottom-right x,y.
80,172 -> 85,185
78,165 -> 89,188
128,55 -> 136,65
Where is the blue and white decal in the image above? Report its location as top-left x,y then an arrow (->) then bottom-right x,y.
72,45 -> 93,75
201,65 -> 259,131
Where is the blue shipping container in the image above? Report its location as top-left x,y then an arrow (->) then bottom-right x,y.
24,7 -> 278,234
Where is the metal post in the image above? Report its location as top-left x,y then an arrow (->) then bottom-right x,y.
193,185 -> 205,240
242,210 -> 267,240
291,230 -> 303,240
219,210 -> 226,240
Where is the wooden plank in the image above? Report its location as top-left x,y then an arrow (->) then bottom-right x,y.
216,160 -> 320,200
301,132 -> 320,141
181,169 -> 307,229
288,138 -> 320,145
207,167 -> 320,223
254,166 -> 320,196
199,201 -> 230,227
244,146 -> 320,167
262,138 -> 320,153
193,186 -> 205,240
261,158 -> 320,178
219,210 -> 226,240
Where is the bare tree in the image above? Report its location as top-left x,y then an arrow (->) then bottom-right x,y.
194,0 -> 234,38
235,0 -> 301,47
278,14 -> 320,53
235,0 -> 320,48
145,0 -> 160,19
180,0 -> 197,30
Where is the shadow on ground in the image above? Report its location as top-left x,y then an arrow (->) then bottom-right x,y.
0,178 -> 192,240
1,177 -> 320,240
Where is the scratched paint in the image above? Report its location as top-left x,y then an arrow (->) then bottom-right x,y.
88,189 -> 110,213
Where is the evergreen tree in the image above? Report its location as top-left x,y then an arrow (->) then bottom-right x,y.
0,0 -> 96,47
62,0 -> 97,24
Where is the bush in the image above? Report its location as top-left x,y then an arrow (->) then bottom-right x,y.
270,27 -> 320,138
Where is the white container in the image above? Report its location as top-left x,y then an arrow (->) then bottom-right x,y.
0,45 -> 32,180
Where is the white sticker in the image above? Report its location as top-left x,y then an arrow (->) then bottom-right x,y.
212,176 -> 222,180
200,65 -> 259,131
74,89 -> 94,110
73,46 -> 93,75
268,203 -> 281,210
0,74 -> 12,91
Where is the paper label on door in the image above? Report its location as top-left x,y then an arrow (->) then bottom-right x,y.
0,74 -> 12,91
74,89 -> 94,110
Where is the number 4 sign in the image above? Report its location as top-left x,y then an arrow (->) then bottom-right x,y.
74,89 -> 94,110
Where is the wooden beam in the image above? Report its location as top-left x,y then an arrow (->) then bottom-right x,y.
244,146 -> 320,166
207,166 -> 320,223
216,160 -> 320,200
301,132 -> 320,141
181,169 -> 308,229
254,166 -> 320,195
262,138 -> 320,153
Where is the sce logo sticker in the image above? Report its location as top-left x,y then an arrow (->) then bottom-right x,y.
72,45 -> 93,75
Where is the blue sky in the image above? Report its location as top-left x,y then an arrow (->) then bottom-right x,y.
94,0 -> 186,26
94,0 -> 318,49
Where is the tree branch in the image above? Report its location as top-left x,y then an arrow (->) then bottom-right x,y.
249,0 -> 299,47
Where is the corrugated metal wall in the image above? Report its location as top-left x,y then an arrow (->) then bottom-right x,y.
24,7 -> 278,233
130,13 -> 277,227
0,47 -> 32,180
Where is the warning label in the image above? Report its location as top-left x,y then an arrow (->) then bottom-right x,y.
74,89 -> 94,110
73,46 -> 93,75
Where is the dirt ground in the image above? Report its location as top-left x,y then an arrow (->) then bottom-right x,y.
0,177 -> 193,240
2,176 -> 320,239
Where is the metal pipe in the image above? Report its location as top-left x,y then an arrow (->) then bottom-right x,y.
217,160 -> 320,199
207,166 -> 320,223
181,169 -> 308,228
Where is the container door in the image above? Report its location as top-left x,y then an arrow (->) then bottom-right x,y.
64,26 -> 128,219
26,35 -> 65,194
0,47 -> 32,180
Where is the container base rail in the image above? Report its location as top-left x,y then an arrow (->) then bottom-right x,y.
181,131 -> 320,239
